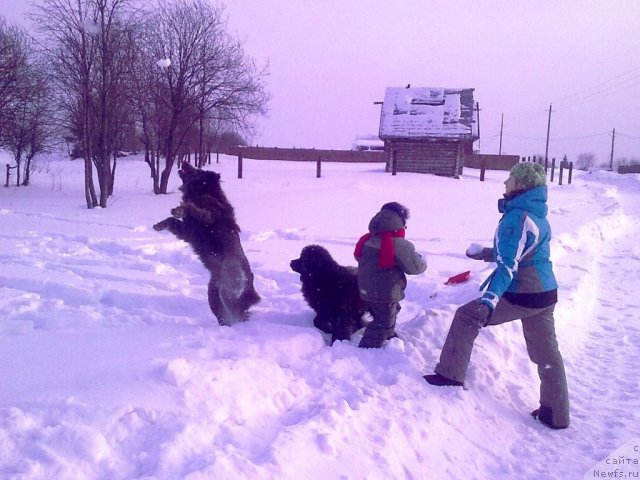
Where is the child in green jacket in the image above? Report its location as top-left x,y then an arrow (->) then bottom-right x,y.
354,202 -> 427,348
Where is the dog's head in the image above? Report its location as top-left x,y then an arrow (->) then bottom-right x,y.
178,162 -> 222,199
290,244 -> 336,276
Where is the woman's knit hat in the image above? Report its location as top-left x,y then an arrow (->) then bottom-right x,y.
509,162 -> 546,190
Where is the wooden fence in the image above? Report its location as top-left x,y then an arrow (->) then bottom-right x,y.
618,164 -> 640,174
223,146 -> 385,163
462,154 -> 519,171
4,163 -> 18,187
217,147 -> 578,184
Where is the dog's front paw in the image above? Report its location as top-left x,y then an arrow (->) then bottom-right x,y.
153,219 -> 169,231
170,205 -> 184,218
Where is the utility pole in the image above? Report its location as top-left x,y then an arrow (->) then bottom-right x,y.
544,103 -> 553,162
475,102 -> 481,151
498,113 -> 504,155
609,128 -> 616,170
374,101 -> 384,140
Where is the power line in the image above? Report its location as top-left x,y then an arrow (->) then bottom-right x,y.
502,131 -> 610,142
556,78 -> 640,110
549,132 -> 610,142
481,132 -> 501,140
553,65 -> 640,109
616,132 -> 640,144
555,73 -> 640,106
503,133 -> 547,141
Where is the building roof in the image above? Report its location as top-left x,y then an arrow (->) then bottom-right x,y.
352,135 -> 384,151
379,87 -> 478,140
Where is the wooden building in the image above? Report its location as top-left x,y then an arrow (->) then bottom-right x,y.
378,87 -> 479,178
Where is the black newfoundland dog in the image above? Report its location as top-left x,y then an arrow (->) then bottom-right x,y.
290,244 -> 367,344
153,162 -> 260,325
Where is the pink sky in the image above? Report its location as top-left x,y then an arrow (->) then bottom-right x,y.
3,0 -> 640,163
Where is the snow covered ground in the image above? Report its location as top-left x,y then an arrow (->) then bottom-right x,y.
0,152 -> 639,480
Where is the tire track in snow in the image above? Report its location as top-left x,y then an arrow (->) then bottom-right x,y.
568,183 -> 640,453
525,177 -> 640,477
564,217 -> 640,468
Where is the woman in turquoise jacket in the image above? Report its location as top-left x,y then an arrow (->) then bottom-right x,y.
424,162 -> 570,430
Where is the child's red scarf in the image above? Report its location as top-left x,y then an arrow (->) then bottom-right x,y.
354,229 -> 405,268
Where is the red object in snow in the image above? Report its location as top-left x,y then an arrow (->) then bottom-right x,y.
445,270 -> 471,285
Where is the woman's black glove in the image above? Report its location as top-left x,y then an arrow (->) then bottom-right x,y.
458,299 -> 493,327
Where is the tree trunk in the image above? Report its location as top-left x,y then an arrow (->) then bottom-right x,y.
159,160 -> 173,194
99,152 -> 111,207
198,111 -> 204,168
22,154 -> 33,186
84,157 -> 98,208
109,152 -> 117,196
13,150 -> 22,187
156,127 -> 177,194
154,150 -> 161,193
145,147 -> 162,194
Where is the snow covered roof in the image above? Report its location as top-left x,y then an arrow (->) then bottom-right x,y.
379,87 -> 479,140
352,135 -> 384,151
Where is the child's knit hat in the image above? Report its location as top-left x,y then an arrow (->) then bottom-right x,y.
381,202 -> 409,226
509,162 -> 546,190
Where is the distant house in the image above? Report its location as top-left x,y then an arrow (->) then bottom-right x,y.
352,134 -> 384,151
378,87 -> 479,178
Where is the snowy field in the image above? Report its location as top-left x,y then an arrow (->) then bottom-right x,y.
0,152 -> 639,480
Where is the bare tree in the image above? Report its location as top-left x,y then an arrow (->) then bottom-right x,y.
0,17 -> 29,139
0,56 -> 57,186
31,0 -> 136,208
576,152 -> 596,171
129,22 -> 169,193
190,2 -> 269,167
132,0 -> 269,194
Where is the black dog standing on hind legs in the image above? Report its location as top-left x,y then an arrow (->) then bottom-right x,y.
290,244 -> 368,344
153,162 -> 260,326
